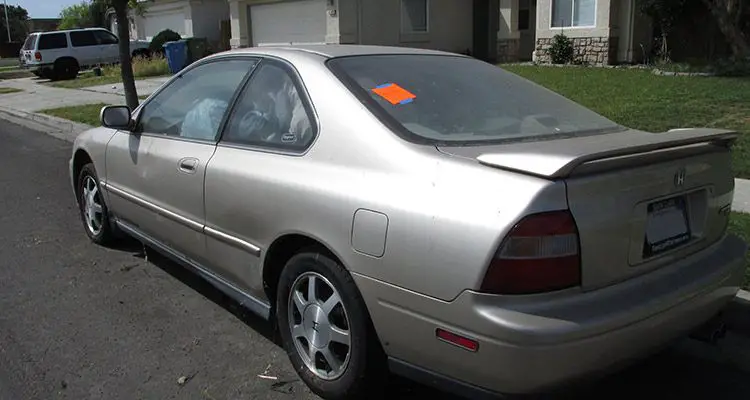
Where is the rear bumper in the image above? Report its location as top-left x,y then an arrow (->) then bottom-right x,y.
354,234 -> 746,396
20,62 -> 52,73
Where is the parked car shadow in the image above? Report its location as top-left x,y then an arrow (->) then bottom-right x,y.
113,237 -> 750,400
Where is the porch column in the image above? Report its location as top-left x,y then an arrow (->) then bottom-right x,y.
325,0 -> 340,44
228,0 -> 250,48
183,1 -> 195,38
497,0 -> 520,62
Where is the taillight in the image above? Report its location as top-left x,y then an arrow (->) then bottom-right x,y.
480,211 -> 581,295
34,52 -> 42,61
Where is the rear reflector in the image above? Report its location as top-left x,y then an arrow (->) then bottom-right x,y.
481,211 -> 581,295
436,328 -> 479,352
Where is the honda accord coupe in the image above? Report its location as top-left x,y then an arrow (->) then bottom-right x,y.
69,45 -> 747,399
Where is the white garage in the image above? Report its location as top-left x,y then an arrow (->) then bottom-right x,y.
250,0 -> 327,46
142,4 -> 187,41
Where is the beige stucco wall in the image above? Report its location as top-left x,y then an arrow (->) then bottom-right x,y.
535,0 -> 612,39
190,0 -> 230,45
357,0 -> 473,54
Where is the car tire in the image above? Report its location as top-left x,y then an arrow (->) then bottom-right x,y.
276,250 -> 387,400
53,58 -> 79,80
77,163 -> 116,245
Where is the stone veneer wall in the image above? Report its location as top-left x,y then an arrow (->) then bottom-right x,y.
535,37 -> 618,65
496,38 -> 520,63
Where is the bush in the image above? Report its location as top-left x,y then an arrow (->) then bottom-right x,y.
102,54 -> 170,78
548,33 -> 574,64
149,29 -> 181,53
711,58 -> 750,77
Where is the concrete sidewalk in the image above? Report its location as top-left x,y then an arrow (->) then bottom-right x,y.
79,76 -> 170,97
0,76 -> 168,112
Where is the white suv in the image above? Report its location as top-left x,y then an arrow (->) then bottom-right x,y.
20,28 -> 151,80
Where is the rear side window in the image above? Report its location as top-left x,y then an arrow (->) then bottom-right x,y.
222,60 -> 315,151
37,33 -> 68,50
70,31 -> 97,47
22,34 -> 37,50
328,55 -> 622,145
94,30 -> 118,45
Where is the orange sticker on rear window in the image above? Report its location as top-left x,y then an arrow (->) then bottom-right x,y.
372,83 -> 416,105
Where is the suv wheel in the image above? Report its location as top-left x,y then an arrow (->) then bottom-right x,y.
53,58 -> 79,80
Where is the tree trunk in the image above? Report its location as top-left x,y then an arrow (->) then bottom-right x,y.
113,0 -> 139,109
703,0 -> 750,59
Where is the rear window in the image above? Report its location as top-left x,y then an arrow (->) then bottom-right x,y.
22,34 -> 37,50
38,33 -> 68,50
327,55 -> 622,145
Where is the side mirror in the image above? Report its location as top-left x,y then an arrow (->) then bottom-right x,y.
100,105 -> 132,130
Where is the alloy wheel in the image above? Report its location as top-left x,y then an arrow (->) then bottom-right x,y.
81,175 -> 104,236
288,272 -> 352,380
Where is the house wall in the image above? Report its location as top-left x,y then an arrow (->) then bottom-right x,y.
189,0 -> 231,46
534,0 -> 618,64
357,0 -> 473,54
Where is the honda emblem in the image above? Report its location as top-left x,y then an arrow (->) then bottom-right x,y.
674,168 -> 686,187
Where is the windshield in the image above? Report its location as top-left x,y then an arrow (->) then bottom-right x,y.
327,55 -> 622,145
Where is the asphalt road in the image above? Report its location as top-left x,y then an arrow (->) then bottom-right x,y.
1,120 -> 750,400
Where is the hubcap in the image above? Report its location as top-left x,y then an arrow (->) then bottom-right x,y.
288,272 -> 351,380
81,175 -> 104,236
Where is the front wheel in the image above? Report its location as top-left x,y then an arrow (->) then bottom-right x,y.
276,251 -> 386,400
77,163 -> 116,245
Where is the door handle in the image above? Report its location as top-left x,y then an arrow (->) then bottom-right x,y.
178,157 -> 199,174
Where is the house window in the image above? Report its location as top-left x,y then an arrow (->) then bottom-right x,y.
401,0 -> 428,33
552,0 -> 595,28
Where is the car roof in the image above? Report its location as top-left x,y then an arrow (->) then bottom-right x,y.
225,44 -> 466,60
37,27 -> 109,35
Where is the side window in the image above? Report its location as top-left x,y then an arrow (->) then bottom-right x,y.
138,59 -> 256,141
94,30 -> 118,45
70,31 -> 98,47
223,61 -> 315,151
37,33 -> 68,50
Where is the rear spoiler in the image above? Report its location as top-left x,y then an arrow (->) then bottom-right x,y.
469,128 -> 738,179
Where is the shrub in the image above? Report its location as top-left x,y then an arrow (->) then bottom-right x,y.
548,33 -> 574,64
132,54 -> 170,77
711,58 -> 750,77
102,54 -> 170,78
149,29 -> 181,53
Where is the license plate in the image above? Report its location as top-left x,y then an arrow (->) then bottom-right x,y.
643,196 -> 691,257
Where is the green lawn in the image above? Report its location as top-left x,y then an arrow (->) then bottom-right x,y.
728,212 -> 750,290
0,87 -> 22,94
39,103 -> 108,126
502,66 -> 750,178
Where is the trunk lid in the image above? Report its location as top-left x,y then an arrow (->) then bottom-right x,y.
438,128 -> 736,290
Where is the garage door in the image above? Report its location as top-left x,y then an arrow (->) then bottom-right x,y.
143,9 -> 186,40
250,0 -> 327,46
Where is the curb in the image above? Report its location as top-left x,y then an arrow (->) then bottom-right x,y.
725,289 -> 750,336
0,106 -> 91,144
